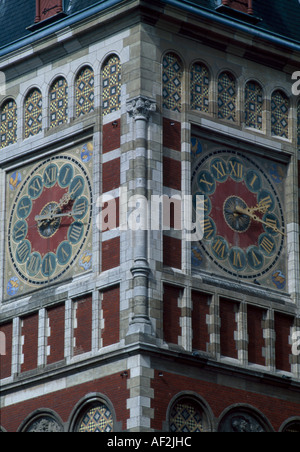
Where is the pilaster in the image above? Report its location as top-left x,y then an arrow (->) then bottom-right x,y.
125,96 -> 156,339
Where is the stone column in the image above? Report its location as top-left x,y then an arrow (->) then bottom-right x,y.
126,96 -> 156,337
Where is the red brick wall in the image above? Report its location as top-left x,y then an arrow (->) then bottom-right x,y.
247,305 -> 266,366
274,312 -> 293,372
1,372 -> 130,432
163,117 -> 181,189
163,157 -> 181,191
191,291 -> 210,353
151,369 -> 300,432
47,304 -> 65,365
163,284 -> 182,345
0,322 -> 12,379
102,236 -> 120,271
101,197 -> 119,232
73,295 -> 92,356
220,298 -> 238,359
103,119 -> 121,153
163,235 -> 181,269
163,118 -> 181,152
21,313 -> 39,373
102,158 -> 120,193
101,286 -> 120,347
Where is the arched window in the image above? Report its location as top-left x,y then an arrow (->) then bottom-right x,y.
49,77 -> 68,128
162,52 -> 183,112
75,66 -> 94,118
102,55 -> 122,116
24,88 -> 42,138
218,71 -> 236,122
271,90 -> 289,138
282,421 -> 300,432
20,411 -> 63,432
218,406 -> 271,432
169,398 -> 205,432
245,81 -> 263,130
190,62 -> 210,112
0,98 -> 17,148
76,402 -> 114,432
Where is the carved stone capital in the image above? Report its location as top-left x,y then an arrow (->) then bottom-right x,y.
127,96 -> 156,121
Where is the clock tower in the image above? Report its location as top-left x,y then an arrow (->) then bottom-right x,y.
0,0 -> 300,433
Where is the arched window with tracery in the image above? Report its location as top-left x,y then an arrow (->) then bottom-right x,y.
169,398 -> 205,432
162,52 -> 183,112
75,66 -> 94,118
102,55 -> 122,116
49,77 -> 68,128
76,402 -> 114,432
1,98 -> 17,148
190,62 -> 210,113
244,81 -> 263,130
271,90 -> 289,139
218,71 -> 236,122
24,88 -> 42,138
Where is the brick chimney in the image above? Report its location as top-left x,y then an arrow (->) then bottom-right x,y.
35,0 -> 63,23
222,0 -> 253,15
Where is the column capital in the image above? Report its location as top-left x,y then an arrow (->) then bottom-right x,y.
127,96 -> 156,121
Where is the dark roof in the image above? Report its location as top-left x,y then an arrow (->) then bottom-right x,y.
0,0 -> 299,54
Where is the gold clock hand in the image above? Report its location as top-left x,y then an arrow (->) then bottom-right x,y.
248,202 -> 269,215
235,206 -> 286,237
35,210 -> 83,222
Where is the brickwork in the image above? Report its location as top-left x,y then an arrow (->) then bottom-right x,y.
46,304 -> 65,365
220,298 -> 238,359
163,235 -> 181,269
0,322 -> 12,379
163,284 -> 182,346
191,291 -> 210,353
0,0 -> 300,433
274,313 -> 293,373
102,119 -> 121,153
73,295 -> 92,356
151,369 -> 300,432
1,372 -> 130,432
101,286 -> 120,347
102,236 -> 120,272
247,305 -> 266,366
21,313 -> 39,373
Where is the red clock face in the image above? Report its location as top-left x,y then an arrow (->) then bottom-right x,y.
191,146 -> 286,288
8,154 -> 92,287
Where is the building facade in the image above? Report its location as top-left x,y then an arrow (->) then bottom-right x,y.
0,0 -> 300,432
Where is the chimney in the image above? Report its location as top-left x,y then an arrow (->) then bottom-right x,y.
35,0 -> 63,23
221,0 -> 253,15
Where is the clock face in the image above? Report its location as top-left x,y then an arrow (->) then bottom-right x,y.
191,143 -> 287,288
5,144 -> 93,297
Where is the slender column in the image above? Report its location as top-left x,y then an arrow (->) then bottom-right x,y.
126,96 -> 156,336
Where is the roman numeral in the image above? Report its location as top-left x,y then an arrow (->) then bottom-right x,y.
229,160 -> 243,179
260,235 -> 275,255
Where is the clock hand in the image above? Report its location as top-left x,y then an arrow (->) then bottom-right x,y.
235,206 -> 286,237
35,210 -> 83,222
248,202 -> 269,215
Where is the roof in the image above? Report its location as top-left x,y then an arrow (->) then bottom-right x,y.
0,0 -> 299,55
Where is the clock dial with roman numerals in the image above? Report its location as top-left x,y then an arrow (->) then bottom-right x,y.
191,144 -> 287,289
5,145 -> 93,297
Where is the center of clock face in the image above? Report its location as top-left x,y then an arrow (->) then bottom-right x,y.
37,202 -> 62,238
223,196 -> 251,233
26,184 -> 74,257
